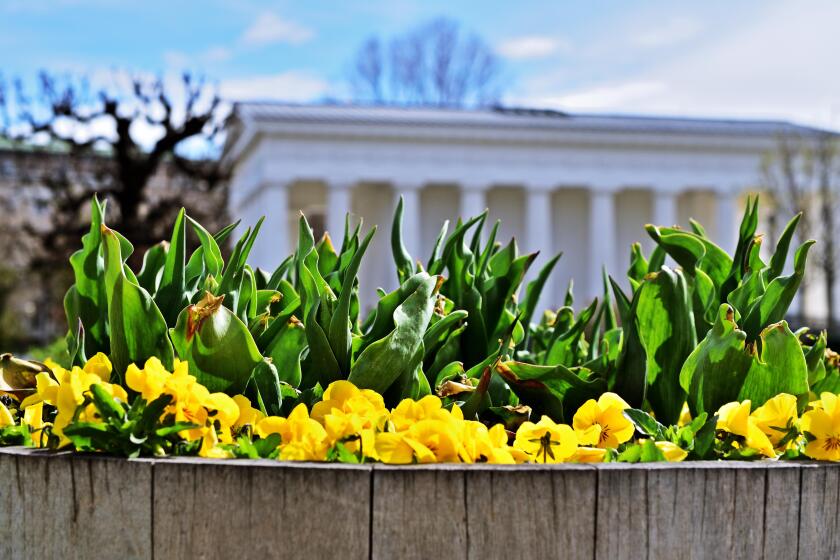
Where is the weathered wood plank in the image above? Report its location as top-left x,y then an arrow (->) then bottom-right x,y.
799,463 -> 840,560
596,464 -> 648,559
465,465 -> 597,560
762,464 -> 800,559
371,465 -> 467,560
0,448 -> 152,560
4,448 -> 840,560
153,458 -> 371,560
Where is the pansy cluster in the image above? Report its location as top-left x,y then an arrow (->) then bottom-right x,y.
4,356 -> 840,464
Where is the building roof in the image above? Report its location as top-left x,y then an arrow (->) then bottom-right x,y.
223,101 -> 836,167
231,101 -> 831,138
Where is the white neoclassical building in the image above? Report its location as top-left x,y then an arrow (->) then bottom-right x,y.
222,103 -> 824,315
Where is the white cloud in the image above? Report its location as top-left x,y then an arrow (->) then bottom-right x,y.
530,81 -> 668,111
515,0 -> 840,130
203,46 -> 232,63
220,71 -> 329,102
497,36 -> 567,60
241,11 -> 313,46
631,17 -> 702,49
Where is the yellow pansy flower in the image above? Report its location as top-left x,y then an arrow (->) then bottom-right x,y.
261,404 -> 329,461
514,415 -> 578,463
83,353 -> 113,382
0,401 -> 13,427
678,402 -> 692,427
569,446 -> 608,463
802,393 -> 840,461
125,358 -> 170,401
233,395 -> 264,429
654,441 -> 688,462
716,400 -> 775,458
375,432 -> 422,464
750,393 -> 798,448
389,395 -> 443,431
573,392 -> 635,448
23,401 -> 48,447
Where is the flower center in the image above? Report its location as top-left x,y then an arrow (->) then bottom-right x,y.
823,436 -> 840,452
598,424 -> 611,445
539,432 -> 556,462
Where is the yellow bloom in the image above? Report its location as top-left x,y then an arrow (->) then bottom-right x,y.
23,401 -> 48,447
233,395 -> 264,429
655,441 -> 688,462
573,392 -> 635,448
569,446 -> 608,463
716,400 -> 775,458
389,395 -> 443,431
375,432 -> 429,464
262,404 -> 329,461
514,415 -> 578,463
375,419 -> 460,464
0,401 -> 13,427
802,393 -> 840,461
750,393 -> 798,448
199,426 -> 233,459
678,402 -> 692,427
125,358 -> 169,401
83,353 -> 113,382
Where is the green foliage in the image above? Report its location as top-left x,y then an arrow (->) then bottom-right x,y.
55,193 -> 823,430
63,387 -> 198,457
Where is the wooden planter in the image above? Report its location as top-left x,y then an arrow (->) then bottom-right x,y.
0,446 -> 836,559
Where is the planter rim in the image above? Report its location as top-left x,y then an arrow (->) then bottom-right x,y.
0,445 -> 833,471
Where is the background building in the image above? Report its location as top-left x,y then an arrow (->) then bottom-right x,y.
223,102 -> 828,316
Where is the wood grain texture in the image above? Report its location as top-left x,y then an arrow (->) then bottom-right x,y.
798,462 -> 840,560
152,457 -> 372,560
464,465 -> 597,560
0,448 -> 152,560
371,465 -> 467,560
2,448 -> 840,560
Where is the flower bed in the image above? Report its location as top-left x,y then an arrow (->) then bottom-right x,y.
0,196 -> 837,466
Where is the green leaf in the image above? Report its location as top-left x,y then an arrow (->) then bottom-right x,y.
89,383 -> 125,422
137,241 -> 168,295
635,267 -> 695,425
248,359 -> 284,416
740,240 -> 815,341
262,318 -> 306,387
328,227 -> 376,373
66,196 -> 109,355
170,291 -> 262,393
495,361 -> 606,423
679,304 -> 752,416
624,408 -> 666,440
519,253 -> 561,331
155,208 -> 188,325
348,274 -> 437,393
391,196 -> 415,283
102,225 -> 174,377
738,321 -> 809,409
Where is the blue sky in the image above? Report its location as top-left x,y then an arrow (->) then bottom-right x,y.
1,0 -> 838,129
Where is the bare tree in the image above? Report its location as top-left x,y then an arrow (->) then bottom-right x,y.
0,71 -> 228,253
0,70 -> 230,347
761,131 -> 840,326
348,18 -> 505,107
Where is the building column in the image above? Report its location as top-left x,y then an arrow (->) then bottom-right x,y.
716,188 -> 740,252
325,181 -> 354,248
652,189 -> 678,228
250,180 -> 290,272
524,186 -> 555,308
589,187 -> 616,300
459,183 -> 487,219
394,182 -> 423,258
